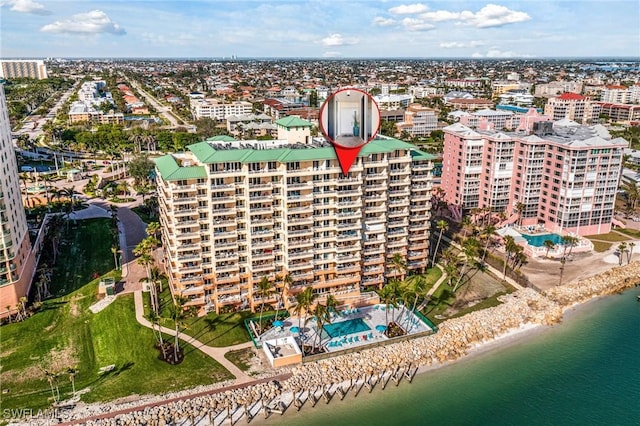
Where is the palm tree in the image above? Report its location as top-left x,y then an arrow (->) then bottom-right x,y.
480,223 -> 497,262
274,273 -> 292,322
515,201 -> 526,227
293,287 -> 316,346
431,219 -> 449,267
543,239 -> 556,258
311,302 -> 331,351
453,237 -> 480,292
146,309 -> 166,356
460,215 -> 473,239
405,274 -> 427,316
111,246 -> 119,270
43,369 -> 60,402
502,235 -> 518,279
628,242 -> 636,264
66,367 -> 78,396
134,237 -> 158,313
256,276 -> 274,333
390,252 -> 407,280
170,296 -> 191,361
617,242 -> 628,266
561,235 -> 579,256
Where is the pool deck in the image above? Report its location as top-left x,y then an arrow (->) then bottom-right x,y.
255,304 -> 433,353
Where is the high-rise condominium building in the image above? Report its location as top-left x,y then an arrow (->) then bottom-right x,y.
155,134 -> 434,313
544,93 -> 601,124
0,85 -> 35,317
0,60 -> 48,80
441,120 -> 628,236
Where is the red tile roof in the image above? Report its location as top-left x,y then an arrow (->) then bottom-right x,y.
558,92 -> 585,100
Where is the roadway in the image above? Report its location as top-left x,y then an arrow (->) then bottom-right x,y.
127,79 -> 190,129
14,82 -> 79,142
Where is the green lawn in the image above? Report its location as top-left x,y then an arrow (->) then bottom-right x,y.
147,284 -> 252,348
618,228 -> 640,239
224,348 -> 256,372
0,217 -> 232,412
584,232 -> 630,243
51,218 -> 116,297
591,241 -> 613,253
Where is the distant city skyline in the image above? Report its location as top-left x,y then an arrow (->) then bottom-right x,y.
1,1 -> 639,59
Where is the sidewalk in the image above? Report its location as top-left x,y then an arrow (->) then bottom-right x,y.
133,291 -> 254,384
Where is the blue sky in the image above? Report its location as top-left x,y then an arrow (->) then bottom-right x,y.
1,1 -> 639,58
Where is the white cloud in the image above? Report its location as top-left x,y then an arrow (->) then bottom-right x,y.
472,49 -> 534,58
1,0 -> 50,15
389,3 -> 429,15
372,16 -> 396,27
320,33 -> 358,47
41,10 -> 126,35
323,51 -> 342,58
440,41 -> 485,48
420,4 -> 531,28
466,4 -> 531,28
402,17 -> 435,32
420,10 -> 461,22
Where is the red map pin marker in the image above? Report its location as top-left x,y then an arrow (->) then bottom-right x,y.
319,87 -> 381,175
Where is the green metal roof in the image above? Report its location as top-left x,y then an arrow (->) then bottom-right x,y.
275,116 -> 312,128
179,137 -> 432,169
410,149 -> 438,161
206,135 -> 236,142
154,155 -> 207,181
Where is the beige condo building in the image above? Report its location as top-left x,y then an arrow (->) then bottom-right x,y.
155,133 -> 434,314
0,85 -> 36,317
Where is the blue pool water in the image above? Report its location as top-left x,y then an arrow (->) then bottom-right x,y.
323,318 -> 371,338
521,232 -> 564,247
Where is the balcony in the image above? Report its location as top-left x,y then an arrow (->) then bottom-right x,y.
289,238 -> 314,248
288,215 -> 314,225
252,263 -> 275,272
363,255 -> 384,266
289,250 -> 313,260
177,243 -> 200,252
173,197 -> 198,205
216,274 -> 240,284
287,181 -> 313,190
252,239 -> 275,248
289,262 -> 313,271
179,275 -> 202,284
174,209 -> 198,218
287,228 -> 313,236
336,254 -> 359,263
176,232 -> 200,241
364,172 -> 387,181
388,198 -> 409,207
388,209 -> 408,218
211,183 -> 235,191
175,220 -> 199,229
363,245 -> 384,255
181,285 -> 204,296
337,221 -> 360,230
216,264 -> 239,273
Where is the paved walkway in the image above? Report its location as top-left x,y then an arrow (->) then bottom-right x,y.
70,198 -> 254,383
133,291 -> 254,383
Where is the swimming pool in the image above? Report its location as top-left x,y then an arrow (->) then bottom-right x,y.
521,233 -> 565,247
323,318 -> 371,338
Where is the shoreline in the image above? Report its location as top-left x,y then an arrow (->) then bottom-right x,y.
13,261 -> 640,426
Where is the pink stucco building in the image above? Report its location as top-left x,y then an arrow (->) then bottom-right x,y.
442,117 -> 628,236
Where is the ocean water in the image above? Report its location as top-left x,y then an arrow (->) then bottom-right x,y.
272,290 -> 640,426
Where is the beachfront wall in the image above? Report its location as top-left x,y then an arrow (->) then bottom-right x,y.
263,336 -> 302,368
